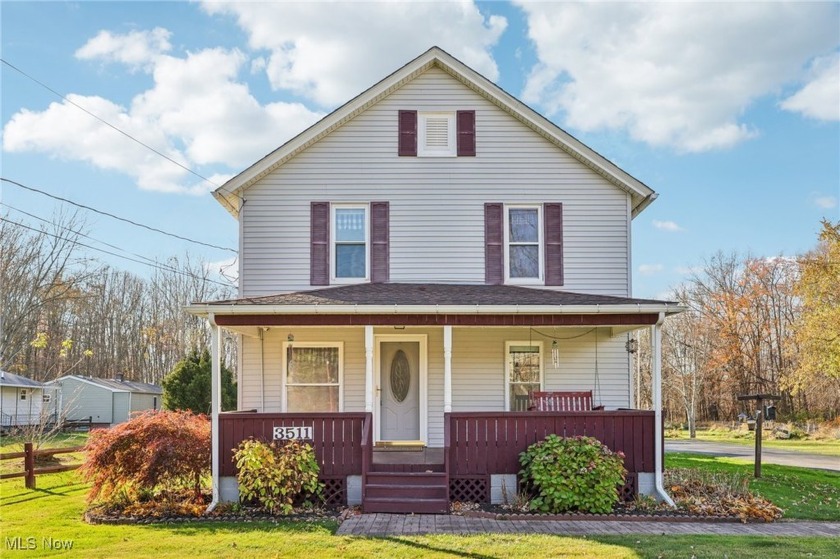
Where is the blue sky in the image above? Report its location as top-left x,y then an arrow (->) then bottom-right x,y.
2,1 -> 838,298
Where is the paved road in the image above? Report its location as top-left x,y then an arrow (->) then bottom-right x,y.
666,440 -> 840,471
337,514 -> 840,536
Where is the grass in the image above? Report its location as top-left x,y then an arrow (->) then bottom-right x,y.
667,452 -> 840,520
666,426 -> 840,457
2,470 -> 838,559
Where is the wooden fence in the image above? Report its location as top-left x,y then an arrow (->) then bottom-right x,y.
445,411 -> 656,477
0,442 -> 84,489
218,412 -> 370,477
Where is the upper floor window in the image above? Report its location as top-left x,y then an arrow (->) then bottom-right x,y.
418,112 -> 456,157
505,205 -> 543,282
19,389 -> 27,401
332,205 -> 368,281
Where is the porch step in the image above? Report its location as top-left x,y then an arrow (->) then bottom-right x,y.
363,471 -> 449,514
369,462 -> 445,473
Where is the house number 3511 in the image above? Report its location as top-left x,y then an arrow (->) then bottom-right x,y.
272,426 -> 313,440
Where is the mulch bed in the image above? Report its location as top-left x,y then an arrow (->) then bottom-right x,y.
84,504 -> 355,526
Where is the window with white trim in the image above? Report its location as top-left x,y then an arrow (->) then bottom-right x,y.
505,341 -> 543,411
504,205 -> 542,282
283,342 -> 343,412
332,205 -> 368,281
20,389 -> 27,401
418,112 -> 456,157
42,393 -> 51,404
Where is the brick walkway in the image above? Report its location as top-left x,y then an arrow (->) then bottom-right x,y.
336,514 -> 840,537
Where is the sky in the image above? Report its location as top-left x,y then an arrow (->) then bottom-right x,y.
1,1 -> 838,299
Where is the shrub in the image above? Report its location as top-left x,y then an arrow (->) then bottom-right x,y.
519,434 -> 626,514
162,349 -> 237,414
233,438 -> 323,515
79,410 -> 210,504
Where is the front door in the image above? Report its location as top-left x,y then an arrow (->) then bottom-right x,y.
377,336 -> 425,442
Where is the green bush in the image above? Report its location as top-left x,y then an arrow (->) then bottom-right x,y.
233,438 -> 323,515
519,434 -> 626,514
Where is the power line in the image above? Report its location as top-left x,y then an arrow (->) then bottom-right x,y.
1,58 -> 220,191
2,202 -> 166,268
1,216 -> 235,288
1,177 -> 237,253
1,57 -> 243,215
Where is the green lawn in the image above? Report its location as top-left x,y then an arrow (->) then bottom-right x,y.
2,470 -> 838,559
667,453 -> 840,520
666,428 -> 840,457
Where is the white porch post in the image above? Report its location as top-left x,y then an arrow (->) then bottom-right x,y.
652,313 -> 675,506
364,325 -> 374,413
443,325 -> 452,413
208,314 -> 222,511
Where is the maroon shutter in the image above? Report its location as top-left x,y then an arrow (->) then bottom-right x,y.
310,202 -> 330,286
485,203 -> 503,285
398,110 -> 417,156
457,110 -> 476,156
370,201 -> 389,283
544,203 -> 564,286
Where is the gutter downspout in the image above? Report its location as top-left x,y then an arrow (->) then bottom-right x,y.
652,312 -> 675,506
206,313 -> 221,514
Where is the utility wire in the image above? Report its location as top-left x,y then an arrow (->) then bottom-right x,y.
1,217 -> 235,288
1,177 -> 236,253
2,202 -> 168,268
1,58 -> 243,215
1,58 -> 219,191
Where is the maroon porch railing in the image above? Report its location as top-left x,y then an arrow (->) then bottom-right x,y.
218,412 -> 370,477
445,411 -> 656,477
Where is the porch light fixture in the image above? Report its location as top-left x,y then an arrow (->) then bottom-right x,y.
287,333 -> 294,344
551,340 -> 560,368
625,338 -> 638,354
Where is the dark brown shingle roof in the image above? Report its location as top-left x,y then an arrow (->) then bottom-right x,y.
198,283 -> 675,308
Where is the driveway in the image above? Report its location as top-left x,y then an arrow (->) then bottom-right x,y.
666,440 -> 840,472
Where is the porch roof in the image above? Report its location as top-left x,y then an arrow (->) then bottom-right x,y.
186,283 -> 684,320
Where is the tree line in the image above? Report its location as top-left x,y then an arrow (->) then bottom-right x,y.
639,220 -> 840,431
0,214 -> 236,384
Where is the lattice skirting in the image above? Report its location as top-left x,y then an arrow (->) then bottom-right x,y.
320,477 -> 346,506
450,476 -> 490,503
619,473 -> 638,502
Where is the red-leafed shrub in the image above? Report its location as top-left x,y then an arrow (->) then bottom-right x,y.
79,410 -> 210,504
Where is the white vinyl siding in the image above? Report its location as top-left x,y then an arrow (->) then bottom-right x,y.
239,67 -> 630,297
238,326 -> 629,447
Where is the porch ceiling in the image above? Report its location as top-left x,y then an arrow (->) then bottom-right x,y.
187,284 -> 684,325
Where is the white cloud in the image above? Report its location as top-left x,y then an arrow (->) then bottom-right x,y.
781,53 -> 840,121
3,31 -> 323,195
75,27 -> 172,69
675,266 -> 702,276
812,194 -> 839,209
653,220 -> 683,232
638,264 -> 664,276
515,2 -> 839,152
202,1 -> 507,107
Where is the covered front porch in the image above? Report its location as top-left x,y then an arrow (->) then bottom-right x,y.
186,283 -> 683,513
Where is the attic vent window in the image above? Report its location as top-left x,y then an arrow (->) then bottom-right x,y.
418,112 -> 456,156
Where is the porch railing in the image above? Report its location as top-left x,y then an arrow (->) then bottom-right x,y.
445,410 -> 656,477
218,412 -> 370,477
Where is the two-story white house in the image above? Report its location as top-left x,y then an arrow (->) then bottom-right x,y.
187,47 -> 683,514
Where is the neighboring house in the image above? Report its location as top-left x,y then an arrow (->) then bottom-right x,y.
187,47 -> 684,513
0,371 -> 55,429
48,375 -> 162,427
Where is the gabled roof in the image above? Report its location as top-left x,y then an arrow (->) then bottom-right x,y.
214,46 -> 657,219
0,370 -> 45,389
186,283 -> 684,316
49,375 -> 162,395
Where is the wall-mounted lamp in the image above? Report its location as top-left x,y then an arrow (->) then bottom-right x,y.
625,338 -> 638,354
287,333 -> 295,343
551,340 -> 560,368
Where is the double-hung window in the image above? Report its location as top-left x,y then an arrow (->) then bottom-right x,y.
19,389 -> 27,401
283,343 -> 343,412
332,205 -> 368,281
505,342 -> 543,411
505,205 -> 542,282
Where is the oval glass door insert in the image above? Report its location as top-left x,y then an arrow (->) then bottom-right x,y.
390,350 -> 411,402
